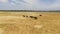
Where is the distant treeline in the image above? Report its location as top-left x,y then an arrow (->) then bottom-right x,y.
0,10 -> 60,12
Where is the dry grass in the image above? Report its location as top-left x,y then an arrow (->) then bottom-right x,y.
0,12 -> 60,34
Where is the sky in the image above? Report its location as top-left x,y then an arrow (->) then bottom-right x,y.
0,0 -> 60,10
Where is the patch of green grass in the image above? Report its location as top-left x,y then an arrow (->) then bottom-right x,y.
0,24 -> 7,28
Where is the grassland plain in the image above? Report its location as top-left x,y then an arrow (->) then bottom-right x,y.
0,12 -> 60,34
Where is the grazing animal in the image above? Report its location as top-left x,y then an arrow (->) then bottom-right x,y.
30,16 -> 37,20
39,15 -> 42,16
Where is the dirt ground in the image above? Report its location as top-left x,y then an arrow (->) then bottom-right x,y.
0,12 -> 60,34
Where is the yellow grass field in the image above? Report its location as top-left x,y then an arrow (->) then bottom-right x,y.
0,12 -> 60,34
